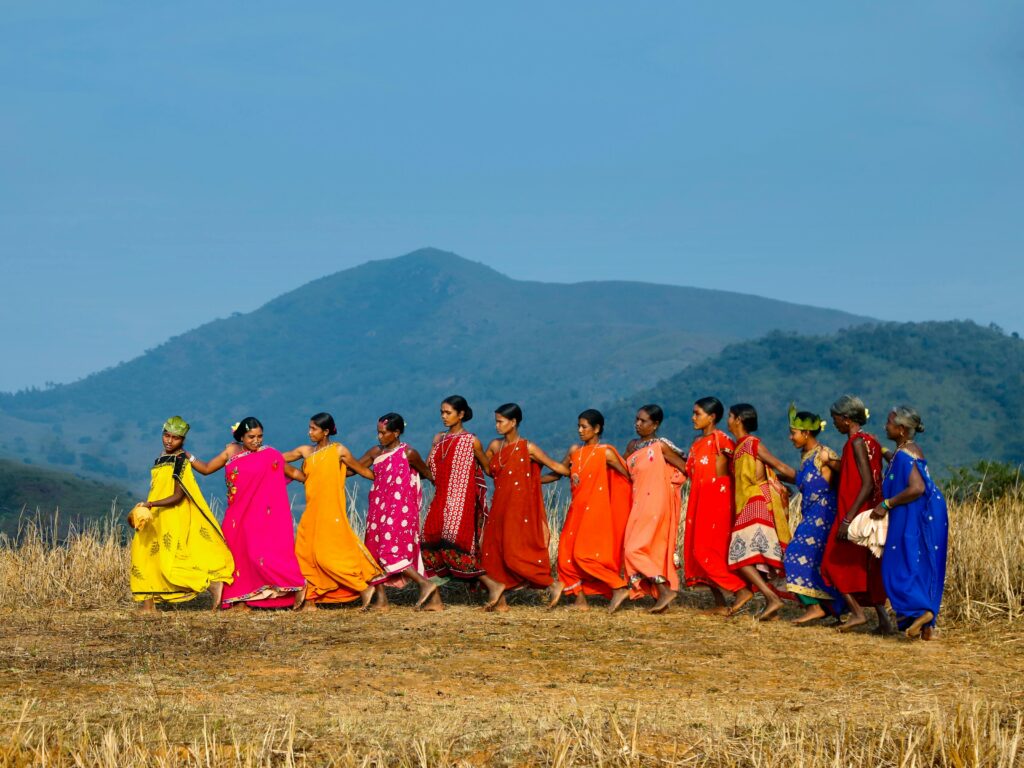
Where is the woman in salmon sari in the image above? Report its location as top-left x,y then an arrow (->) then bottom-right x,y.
282,412 -> 383,610
546,409 -> 632,612
682,397 -> 746,615
821,395 -> 894,634
421,395 -> 492,608
129,416 -> 234,611
725,403 -> 794,621
192,417 -> 306,609
356,412 -> 440,612
621,405 -> 688,614
480,403 -> 570,612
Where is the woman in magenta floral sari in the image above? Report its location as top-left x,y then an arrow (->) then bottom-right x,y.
193,417 -> 306,609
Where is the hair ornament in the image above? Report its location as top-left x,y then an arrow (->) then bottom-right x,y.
864,408 -> 870,420
230,422 -> 240,433
788,403 -> 826,433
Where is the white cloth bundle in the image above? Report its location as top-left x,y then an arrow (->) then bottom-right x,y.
847,509 -> 888,558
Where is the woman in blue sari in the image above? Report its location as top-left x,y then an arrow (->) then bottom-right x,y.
781,406 -> 842,624
872,406 -> 949,639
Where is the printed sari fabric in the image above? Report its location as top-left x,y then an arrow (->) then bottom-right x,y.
557,445 -> 631,597
683,430 -> 745,593
220,447 -> 305,608
882,450 -> 949,630
130,453 -> 235,603
481,439 -> 553,589
295,444 -> 382,603
821,431 -> 887,602
366,443 -> 424,588
422,432 -> 488,579
784,447 -> 842,602
727,436 -> 791,574
623,439 -> 684,598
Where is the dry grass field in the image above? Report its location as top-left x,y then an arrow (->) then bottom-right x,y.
0,495 -> 1022,767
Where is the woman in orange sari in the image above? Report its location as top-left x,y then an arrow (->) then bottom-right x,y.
621,405 -> 688,614
480,403 -> 570,612
283,413 -> 383,610
682,397 -> 747,614
725,403 -> 794,621
546,409 -> 632,612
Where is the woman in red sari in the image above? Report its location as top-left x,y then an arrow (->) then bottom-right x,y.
821,395 -> 894,634
421,395 -> 492,609
682,397 -> 747,614
546,409 -> 632,612
621,405 -> 688,614
480,403 -> 570,612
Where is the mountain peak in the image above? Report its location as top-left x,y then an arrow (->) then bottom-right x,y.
372,247 -> 505,279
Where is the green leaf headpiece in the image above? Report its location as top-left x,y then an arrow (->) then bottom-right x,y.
162,416 -> 190,437
788,403 -> 826,433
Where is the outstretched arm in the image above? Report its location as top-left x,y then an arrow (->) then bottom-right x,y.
659,442 -> 688,473
284,464 -> 306,483
338,444 -> 375,481
542,448 -> 573,484
758,443 -> 796,483
405,447 -> 434,483
190,444 -> 239,476
605,447 -> 630,478
281,445 -> 313,463
529,442 -> 570,476
473,437 -> 492,476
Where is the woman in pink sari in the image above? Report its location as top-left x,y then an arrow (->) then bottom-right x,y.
193,417 -> 306,609
357,412 -> 439,611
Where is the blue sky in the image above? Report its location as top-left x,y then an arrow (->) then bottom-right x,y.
2,2 -> 1022,392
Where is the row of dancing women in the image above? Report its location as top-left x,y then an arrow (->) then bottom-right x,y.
129,393 -> 949,639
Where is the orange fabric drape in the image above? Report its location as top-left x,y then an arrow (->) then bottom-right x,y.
480,440 -> 553,589
296,445 -> 382,603
557,444 -> 631,597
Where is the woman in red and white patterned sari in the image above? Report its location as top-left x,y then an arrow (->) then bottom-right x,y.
421,395 -> 498,608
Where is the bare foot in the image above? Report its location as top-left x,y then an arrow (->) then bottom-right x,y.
482,582 -> 505,611
792,604 -> 826,625
757,600 -> 783,622
414,582 -> 439,610
570,592 -> 590,611
650,587 -> 677,614
607,588 -> 629,615
300,601 -> 318,612
208,582 -> 224,611
728,588 -> 754,617
546,581 -> 565,611
233,602 -> 252,612
922,626 -> 935,641
370,602 -> 391,614
905,611 -> 934,639
837,613 -> 867,633
489,594 -> 510,613
292,587 -> 307,611
359,586 -> 375,611
138,600 -> 156,613
419,590 -> 444,612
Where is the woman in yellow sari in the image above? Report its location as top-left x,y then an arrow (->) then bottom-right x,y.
129,417 -> 235,611
284,412 -> 383,609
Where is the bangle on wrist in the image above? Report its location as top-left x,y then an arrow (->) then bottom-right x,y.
188,453 -> 196,463
881,499 -> 891,511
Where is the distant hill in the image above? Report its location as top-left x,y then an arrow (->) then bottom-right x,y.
0,458 -> 132,536
0,249 -> 868,493
585,321 -> 1024,475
